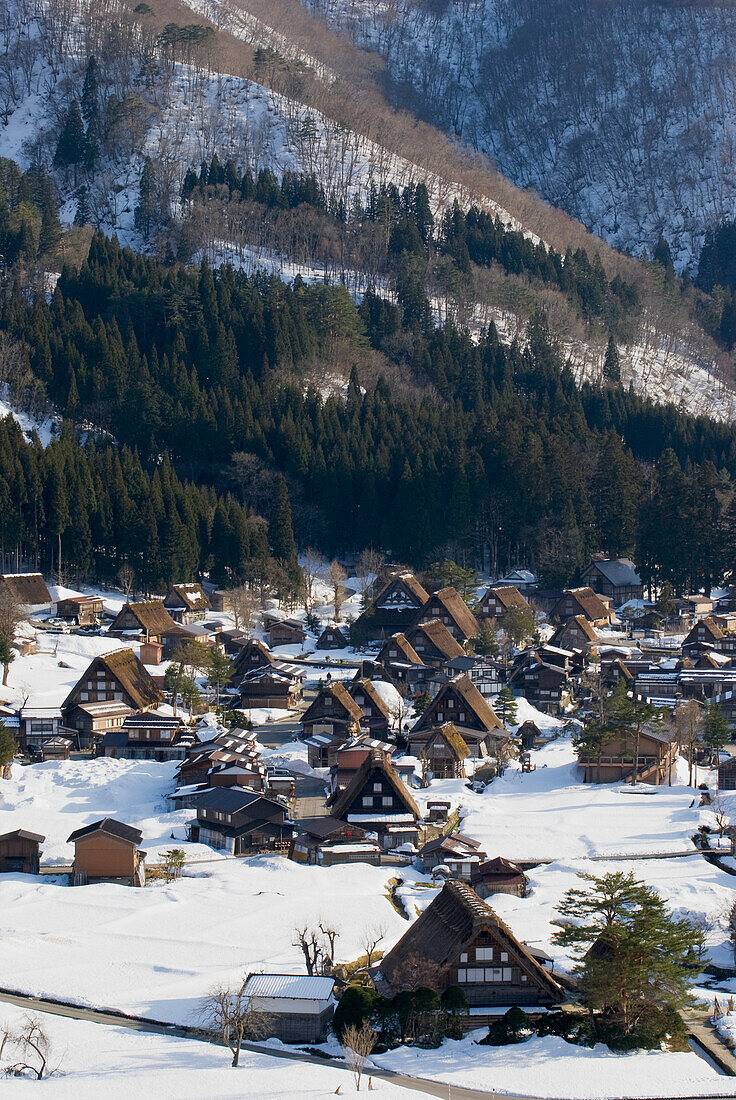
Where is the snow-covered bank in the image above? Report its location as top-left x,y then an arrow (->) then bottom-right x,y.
374,1030 -> 735,1099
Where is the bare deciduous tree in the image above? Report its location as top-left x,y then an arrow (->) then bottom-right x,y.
356,548 -> 384,595
318,920 -> 340,966
301,548 -> 324,612
711,796 -> 731,841
117,561 -> 136,600
329,560 -> 348,622
669,698 -> 704,786
361,924 -> 386,969
0,590 -> 26,686
4,1015 -> 52,1079
225,585 -> 260,638
341,1021 -> 377,1091
200,981 -> 272,1067
293,925 -> 323,976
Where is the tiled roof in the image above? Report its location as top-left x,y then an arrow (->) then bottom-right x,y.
243,973 -> 334,1000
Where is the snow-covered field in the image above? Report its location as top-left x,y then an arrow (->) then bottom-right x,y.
0,758 -> 195,864
0,1004 -> 732,1100
374,1030 -> 735,1099
417,737 -> 704,861
0,855 -> 411,1022
0,1003 -> 421,1099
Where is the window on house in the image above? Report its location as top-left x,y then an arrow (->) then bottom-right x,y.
436,712 -> 443,721
81,692 -> 89,701
467,968 -> 485,982
373,783 -> 382,792
324,697 -> 332,707
382,796 -> 392,807
521,974 -> 527,982
487,968 -> 503,982
476,947 -> 493,961
460,952 -> 468,963
362,796 -> 373,807
457,969 -> 467,982
503,968 -> 512,981
356,696 -> 365,704
500,952 -> 508,962
447,698 -> 455,708
459,712 -> 466,722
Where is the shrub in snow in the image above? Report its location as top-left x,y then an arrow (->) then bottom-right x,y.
481,1006 -> 531,1046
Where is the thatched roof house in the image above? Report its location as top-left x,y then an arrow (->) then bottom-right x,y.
0,573 -> 51,611
377,879 -> 563,1007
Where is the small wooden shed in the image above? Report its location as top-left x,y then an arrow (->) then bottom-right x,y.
517,720 -> 542,750
316,625 -> 349,650
0,829 -> 44,874
67,818 -> 146,886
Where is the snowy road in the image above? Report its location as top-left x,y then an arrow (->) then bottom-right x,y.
0,987 -> 735,1100
0,988 -> 535,1099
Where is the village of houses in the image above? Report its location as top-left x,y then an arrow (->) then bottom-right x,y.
5,558 -> 736,1096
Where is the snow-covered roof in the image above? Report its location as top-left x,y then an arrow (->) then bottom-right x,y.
243,973 -> 334,1000
347,813 -> 416,824
586,558 -> 641,587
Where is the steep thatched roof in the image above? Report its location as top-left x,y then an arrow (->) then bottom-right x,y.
0,573 -> 51,607
329,748 -> 420,820
685,616 -> 724,643
374,572 -> 430,607
350,679 -> 393,721
302,680 -> 365,726
63,648 -> 162,711
378,633 -> 424,666
408,620 -> 464,660
111,600 -> 178,636
482,585 -> 529,611
378,879 -> 563,1000
424,587 -> 480,639
165,583 -> 210,613
553,614 -> 598,644
554,587 -> 609,622
421,722 -> 470,761
412,673 -> 504,733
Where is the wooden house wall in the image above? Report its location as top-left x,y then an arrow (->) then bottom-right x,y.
73,834 -> 137,878
451,931 -> 555,1007
345,766 -> 412,817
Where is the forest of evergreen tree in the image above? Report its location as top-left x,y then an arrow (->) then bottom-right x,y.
2,159 -> 736,595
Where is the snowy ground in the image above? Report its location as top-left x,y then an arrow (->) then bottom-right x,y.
0,758 -> 198,864
373,1030 -> 735,1099
0,856 -> 413,1022
0,1003 -> 420,1099
3,629 -> 137,713
416,736 -> 707,861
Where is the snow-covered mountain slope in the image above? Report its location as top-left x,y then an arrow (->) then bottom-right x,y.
3,0 -> 736,420
300,0 -> 736,271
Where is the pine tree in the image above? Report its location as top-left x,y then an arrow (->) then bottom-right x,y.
74,185 -> 90,226
554,871 -> 700,1049
0,721 -> 18,778
603,334 -> 620,383
703,702 -> 729,763
81,56 -> 99,130
268,475 -> 297,564
54,101 -> 87,182
494,686 -> 518,727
